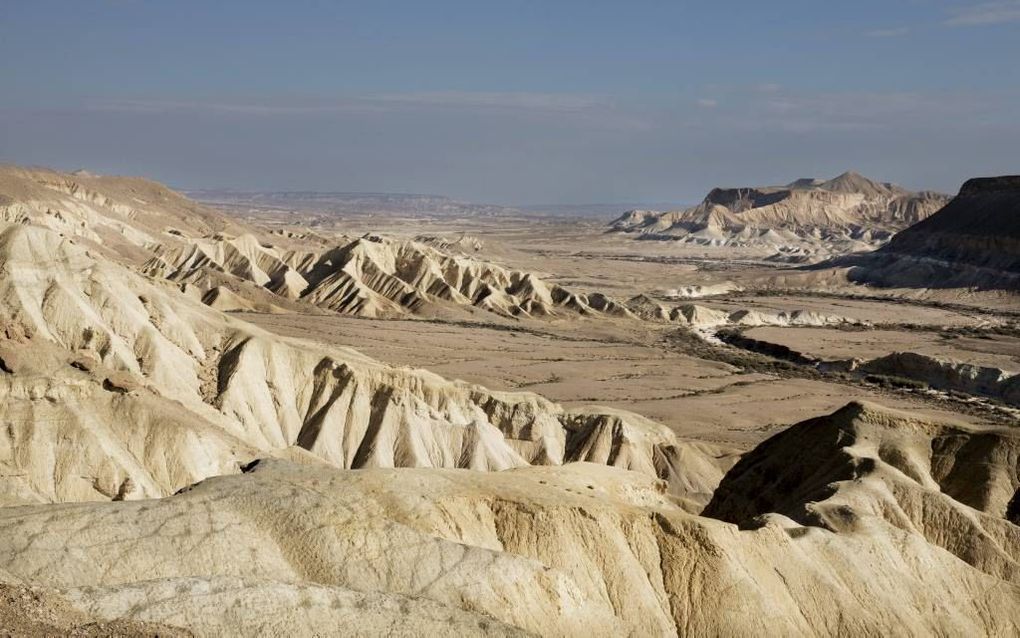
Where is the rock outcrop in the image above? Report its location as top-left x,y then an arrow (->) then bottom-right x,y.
0,164 -> 242,265
623,294 -> 857,329
859,351 -> 1020,406
705,401 -> 1020,584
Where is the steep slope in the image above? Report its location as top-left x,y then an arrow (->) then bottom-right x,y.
816,171 -> 903,197
844,175 -> 1020,290
0,444 -> 1017,636
144,233 -> 312,301
610,171 -> 948,260
0,221 -> 729,506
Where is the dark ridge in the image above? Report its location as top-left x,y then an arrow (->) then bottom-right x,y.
715,330 -> 818,366
703,187 -> 789,210
884,175 -> 1020,248
959,175 -> 1020,195
787,177 -> 821,189
810,174 -> 1020,291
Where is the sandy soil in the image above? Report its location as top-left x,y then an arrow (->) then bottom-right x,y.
743,326 -> 1020,371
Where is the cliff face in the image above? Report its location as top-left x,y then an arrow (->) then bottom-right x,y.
882,175 -> 1020,273
843,176 -> 1020,290
960,175 -> 1020,196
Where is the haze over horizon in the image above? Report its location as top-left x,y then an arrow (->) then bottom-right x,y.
2,0 -> 1019,205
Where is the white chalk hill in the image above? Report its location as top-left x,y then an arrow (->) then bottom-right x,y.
0,221 -> 730,507
146,231 -> 636,319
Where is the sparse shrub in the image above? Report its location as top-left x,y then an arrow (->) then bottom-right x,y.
864,374 -> 928,391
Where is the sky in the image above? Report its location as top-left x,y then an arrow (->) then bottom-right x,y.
1,1 -> 1019,205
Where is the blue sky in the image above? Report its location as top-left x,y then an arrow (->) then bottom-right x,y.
1,1 -> 1018,204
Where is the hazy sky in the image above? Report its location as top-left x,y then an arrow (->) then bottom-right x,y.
2,1 -> 1018,204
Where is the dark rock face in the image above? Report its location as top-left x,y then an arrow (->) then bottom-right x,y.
881,175 -> 1020,276
959,175 -> 1020,196
703,187 -> 790,211
829,175 -> 1020,290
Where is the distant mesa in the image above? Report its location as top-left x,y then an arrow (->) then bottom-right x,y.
608,171 -> 949,261
786,177 -> 825,189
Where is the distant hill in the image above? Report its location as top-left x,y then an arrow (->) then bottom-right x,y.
608,171 -> 949,261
